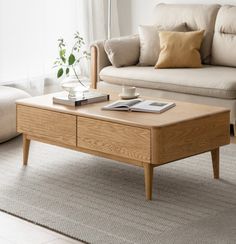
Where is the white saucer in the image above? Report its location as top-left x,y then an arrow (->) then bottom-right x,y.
119,93 -> 140,100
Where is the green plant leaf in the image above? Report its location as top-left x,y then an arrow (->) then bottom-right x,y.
68,54 -> 75,65
66,67 -> 69,75
60,49 -> 66,58
57,68 -> 63,78
61,56 -> 66,63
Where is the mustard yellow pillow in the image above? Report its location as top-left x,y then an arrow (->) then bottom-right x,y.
155,30 -> 204,69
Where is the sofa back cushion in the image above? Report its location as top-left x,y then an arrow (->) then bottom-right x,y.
155,30 -> 204,69
152,3 -> 220,64
211,6 -> 236,67
104,35 -> 140,68
138,24 -> 187,66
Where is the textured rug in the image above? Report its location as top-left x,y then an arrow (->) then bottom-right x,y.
0,136 -> 236,244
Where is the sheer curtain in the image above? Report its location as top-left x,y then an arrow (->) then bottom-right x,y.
76,0 -> 120,79
0,0 -> 120,95
76,0 -> 120,42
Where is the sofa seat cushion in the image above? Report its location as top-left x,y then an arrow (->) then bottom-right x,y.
100,66 -> 236,99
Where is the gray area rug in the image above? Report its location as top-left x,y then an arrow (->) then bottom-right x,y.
0,136 -> 236,244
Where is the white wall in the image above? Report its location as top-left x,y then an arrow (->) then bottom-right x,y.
0,0 -> 80,83
118,0 -> 236,35
117,0 -> 132,35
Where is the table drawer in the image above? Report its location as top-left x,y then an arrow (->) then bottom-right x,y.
17,105 -> 76,146
77,116 -> 151,163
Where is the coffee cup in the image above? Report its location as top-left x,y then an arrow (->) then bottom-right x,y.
122,86 -> 136,97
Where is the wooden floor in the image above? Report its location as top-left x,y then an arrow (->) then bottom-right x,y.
0,136 -> 235,244
0,211 -> 83,244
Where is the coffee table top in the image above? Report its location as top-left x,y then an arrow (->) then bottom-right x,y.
16,91 -> 229,128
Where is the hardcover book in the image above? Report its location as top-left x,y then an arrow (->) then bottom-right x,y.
53,91 -> 110,106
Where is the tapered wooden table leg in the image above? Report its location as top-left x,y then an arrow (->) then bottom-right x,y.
143,163 -> 154,200
233,124 -> 236,137
23,134 -> 30,166
211,148 -> 219,179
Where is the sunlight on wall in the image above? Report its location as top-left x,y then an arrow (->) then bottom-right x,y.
0,0 -> 82,84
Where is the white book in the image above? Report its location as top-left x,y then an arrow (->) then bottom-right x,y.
102,99 -> 175,113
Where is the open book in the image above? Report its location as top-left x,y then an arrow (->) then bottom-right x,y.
102,99 -> 175,113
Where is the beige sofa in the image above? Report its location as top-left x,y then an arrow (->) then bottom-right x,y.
90,4 -> 236,134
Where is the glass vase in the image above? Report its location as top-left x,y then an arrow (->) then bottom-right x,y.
61,76 -> 88,99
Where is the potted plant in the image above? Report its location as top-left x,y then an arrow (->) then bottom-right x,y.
54,31 -> 90,98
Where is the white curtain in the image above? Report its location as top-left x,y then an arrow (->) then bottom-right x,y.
0,0 -> 120,95
76,0 -> 120,78
76,0 -> 120,43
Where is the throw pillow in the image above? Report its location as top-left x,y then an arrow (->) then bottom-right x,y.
104,35 -> 140,68
155,30 -> 205,69
138,23 -> 187,66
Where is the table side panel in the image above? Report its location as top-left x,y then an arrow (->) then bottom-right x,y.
77,116 -> 151,163
17,105 -> 77,146
152,112 -> 230,165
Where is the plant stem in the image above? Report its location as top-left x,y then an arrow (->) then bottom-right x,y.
75,56 -> 86,65
72,66 -> 86,87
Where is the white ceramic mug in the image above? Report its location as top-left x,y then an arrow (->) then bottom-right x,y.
122,86 -> 136,97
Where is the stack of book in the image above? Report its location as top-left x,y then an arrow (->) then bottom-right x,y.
53,91 -> 109,106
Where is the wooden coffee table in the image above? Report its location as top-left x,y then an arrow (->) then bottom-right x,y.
16,92 -> 230,200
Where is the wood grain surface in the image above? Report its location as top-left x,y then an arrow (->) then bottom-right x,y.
16,93 -> 231,200
151,112 -> 230,165
211,148 -> 220,179
16,92 -> 230,129
90,46 -> 98,89
77,116 -> 151,163
17,105 -> 76,146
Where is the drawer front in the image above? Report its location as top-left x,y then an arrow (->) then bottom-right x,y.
17,105 -> 76,146
77,117 -> 151,163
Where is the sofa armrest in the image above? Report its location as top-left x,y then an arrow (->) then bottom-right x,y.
90,40 -> 111,89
